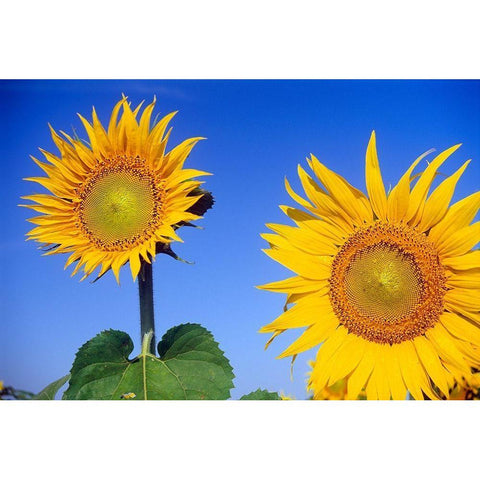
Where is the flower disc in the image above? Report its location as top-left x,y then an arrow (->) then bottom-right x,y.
344,244 -> 422,321
78,159 -> 161,250
329,222 -> 446,344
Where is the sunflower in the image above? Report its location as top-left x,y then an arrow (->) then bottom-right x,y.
448,369 -> 480,400
311,377 -> 367,400
22,97 -> 209,282
259,132 -> 480,400
306,361 -> 365,400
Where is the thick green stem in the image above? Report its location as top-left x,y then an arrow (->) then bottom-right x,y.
138,259 -> 156,355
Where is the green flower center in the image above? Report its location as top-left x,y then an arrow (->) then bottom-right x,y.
344,244 -> 423,323
79,165 -> 159,249
83,171 -> 154,242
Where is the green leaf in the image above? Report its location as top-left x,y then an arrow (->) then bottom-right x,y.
63,325 -> 234,400
240,389 -> 281,400
34,375 -> 71,400
157,323 -> 235,399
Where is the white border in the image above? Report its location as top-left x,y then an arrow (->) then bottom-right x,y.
2,1 -> 479,78
2,2 -> 479,476
1,401 -> 479,478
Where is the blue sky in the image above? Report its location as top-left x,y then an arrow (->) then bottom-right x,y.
1,80 -> 479,399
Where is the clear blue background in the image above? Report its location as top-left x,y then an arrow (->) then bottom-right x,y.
1,80 -> 479,399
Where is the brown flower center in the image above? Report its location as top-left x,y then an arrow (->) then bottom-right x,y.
75,156 -> 165,251
329,222 -> 446,344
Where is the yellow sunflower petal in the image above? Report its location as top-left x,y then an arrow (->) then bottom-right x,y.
107,98 -> 126,144
416,160 -> 470,232
442,251 -> 480,271
365,368 -> 379,400
262,247 -> 332,280
261,233 -> 297,251
309,155 -> 373,225
447,270 -> 480,289
266,223 -> 338,256
39,150 -> 85,182
373,345 -> 391,400
91,107 -> 114,157
413,336 -> 450,397
280,205 -> 350,240
396,342 -> 422,399
397,341 -> 437,400
455,342 -> 480,366
440,312 -> 480,346
384,345 -> 407,400
111,252 -> 129,284
77,113 -> 106,159
326,334 -> 366,386
437,222 -> 480,259
160,137 -> 205,176
405,144 -> 462,225
129,251 -> 142,281
21,194 -> 71,209
445,301 -> 480,326
257,276 -> 326,294
296,166 -> 356,228
144,111 -> 177,160
277,315 -> 338,358
122,100 -> 142,156
425,324 -> 470,374
260,296 -> 333,332
445,287 -> 480,312
429,191 -> 480,246
137,98 -> 156,152
308,327 -> 348,368
365,131 -> 387,220
48,125 -> 82,163
24,176 -> 75,199
386,148 -> 434,223
346,344 -> 375,400
284,177 -> 315,211
307,327 -> 350,390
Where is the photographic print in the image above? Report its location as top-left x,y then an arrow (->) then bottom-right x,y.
1,80 -> 479,400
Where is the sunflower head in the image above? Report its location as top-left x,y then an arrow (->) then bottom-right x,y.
260,131 -> 480,400
307,360 -> 365,400
448,370 -> 480,400
310,376 -> 366,400
22,97 -> 210,282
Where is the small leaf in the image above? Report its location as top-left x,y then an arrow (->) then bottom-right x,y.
156,187 -> 214,259
240,389 -> 281,400
63,324 -> 234,400
155,242 -> 194,263
186,187 -> 214,217
34,375 -> 71,400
